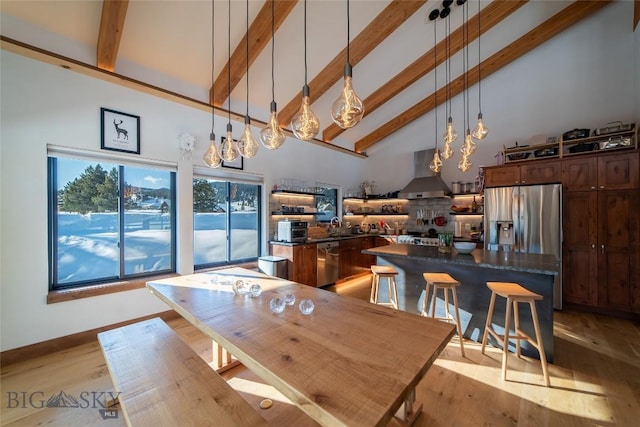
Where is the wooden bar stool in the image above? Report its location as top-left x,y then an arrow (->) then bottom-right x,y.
370,265 -> 399,309
481,282 -> 550,386
422,273 -> 465,357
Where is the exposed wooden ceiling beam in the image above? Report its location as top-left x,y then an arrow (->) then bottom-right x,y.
354,0 -> 612,154
634,0 -> 639,30
323,0 -> 527,142
211,0 -> 298,107
277,0 -> 427,128
96,0 -> 129,71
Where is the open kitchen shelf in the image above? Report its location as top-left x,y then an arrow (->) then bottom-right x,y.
345,213 -> 408,217
271,211 -> 317,216
503,124 -> 636,163
272,190 -> 324,196
449,212 -> 483,216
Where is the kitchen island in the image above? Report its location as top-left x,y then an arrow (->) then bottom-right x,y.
362,243 -> 559,361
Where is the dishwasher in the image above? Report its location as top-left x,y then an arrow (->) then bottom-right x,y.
317,241 -> 340,286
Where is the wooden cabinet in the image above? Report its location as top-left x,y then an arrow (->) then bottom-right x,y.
562,151 -> 640,314
563,152 -> 639,192
338,239 -> 357,279
484,160 -> 560,187
270,243 -> 317,286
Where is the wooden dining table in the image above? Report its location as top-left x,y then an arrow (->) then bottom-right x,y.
146,267 -> 455,427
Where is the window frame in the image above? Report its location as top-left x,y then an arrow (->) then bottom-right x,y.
47,155 -> 177,291
193,176 -> 262,271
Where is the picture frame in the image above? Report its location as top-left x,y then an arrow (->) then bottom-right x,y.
221,137 -> 244,170
101,108 -> 140,154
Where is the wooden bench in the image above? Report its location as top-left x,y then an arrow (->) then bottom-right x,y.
97,317 -> 270,426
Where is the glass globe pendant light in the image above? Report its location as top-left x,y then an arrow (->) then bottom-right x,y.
203,0 -> 222,168
221,0 -> 239,162
330,0 -> 364,129
237,0 -> 259,158
471,0 -> 489,140
260,0 -> 285,150
291,0 -> 319,141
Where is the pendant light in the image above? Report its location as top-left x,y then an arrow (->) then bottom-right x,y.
220,0 -> 239,162
330,0 -> 364,129
203,0 -> 222,168
458,0 -> 473,172
260,0 -> 286,149
471,0 -> 489,140
237,0 -> 259,158
429,11 -> 442,173
291,0 -> 319,141
441,5 -> 456,159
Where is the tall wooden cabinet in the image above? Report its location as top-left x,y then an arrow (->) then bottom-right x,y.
562,151 -> 640,314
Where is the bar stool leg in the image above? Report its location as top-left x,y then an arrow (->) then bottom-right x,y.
481,291 -> 497,355
444,287 -> 451,320
421,282 -> 431,316
502,297 -> 512,381
513,301 -> 521,358
529,300 -> 551,386
430,286 -> 438,318
370,274 -> 378,304
391,276 -> 399,309
451,287 -> 465,357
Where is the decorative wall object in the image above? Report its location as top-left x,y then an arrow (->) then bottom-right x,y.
100,108 -> 140,154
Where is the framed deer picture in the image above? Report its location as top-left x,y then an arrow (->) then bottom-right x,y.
101,108 -> 140,154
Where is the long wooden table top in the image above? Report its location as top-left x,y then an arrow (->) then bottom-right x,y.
147,267 -> 455,427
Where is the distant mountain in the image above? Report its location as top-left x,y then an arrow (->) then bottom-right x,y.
46,391 -> 80,408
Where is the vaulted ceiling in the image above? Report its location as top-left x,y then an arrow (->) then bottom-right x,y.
1,0 -> 630,157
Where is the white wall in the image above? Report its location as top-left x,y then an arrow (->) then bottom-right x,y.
363,1 -> 637,193
0,51 -> 365,351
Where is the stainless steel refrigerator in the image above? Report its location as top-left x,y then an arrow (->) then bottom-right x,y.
484,184 -> 562,309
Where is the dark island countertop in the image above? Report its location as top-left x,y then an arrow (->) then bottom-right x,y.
363,243 -> 559,276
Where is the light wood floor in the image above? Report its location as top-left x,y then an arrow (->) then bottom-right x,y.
2,276 -> 639,426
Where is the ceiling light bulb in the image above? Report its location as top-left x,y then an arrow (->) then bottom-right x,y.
260,102 -> 286,150
291,85 -> 319,141
461,131 -> 477,155
330,65 -> 364,129
471,112 -> 489,140
443,117 -> 458,144
220,124 -> 239,162
429,148 -> 443,173
202,133 -> 222,168
441,141 -> 454,160
458,154 -> 472,172
237,116 -> 259,158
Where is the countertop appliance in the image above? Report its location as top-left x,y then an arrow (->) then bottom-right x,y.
277,220 -> 308,243
484,184 -> 562,309
317,241 -> 339,286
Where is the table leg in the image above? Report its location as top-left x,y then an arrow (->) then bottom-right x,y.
394,388 -> 423,426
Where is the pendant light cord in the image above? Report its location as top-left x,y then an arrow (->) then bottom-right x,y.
465,1 -> 470,131
434,19 -> 438,145
270,0 -> 275,102
227,0 -> 231,125
211,0 -> 215,134
346,0 -> 350,64
446,15 -> 451,119
304,0 -> 308,85
245,0 -> 249,117
477,0 -> 482,113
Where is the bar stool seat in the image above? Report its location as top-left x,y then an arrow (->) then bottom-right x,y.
370,265 -> 399,309
481,281 -> 550,386
422,273 -> 465,357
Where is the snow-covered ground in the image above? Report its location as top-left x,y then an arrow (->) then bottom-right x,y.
56,211 -> 258,284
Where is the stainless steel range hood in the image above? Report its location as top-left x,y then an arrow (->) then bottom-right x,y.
398,150 -> 452,199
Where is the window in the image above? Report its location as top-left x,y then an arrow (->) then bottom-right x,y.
193,178 -> 261,269
315,185 -> 338,223
48,156 -> 176,290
